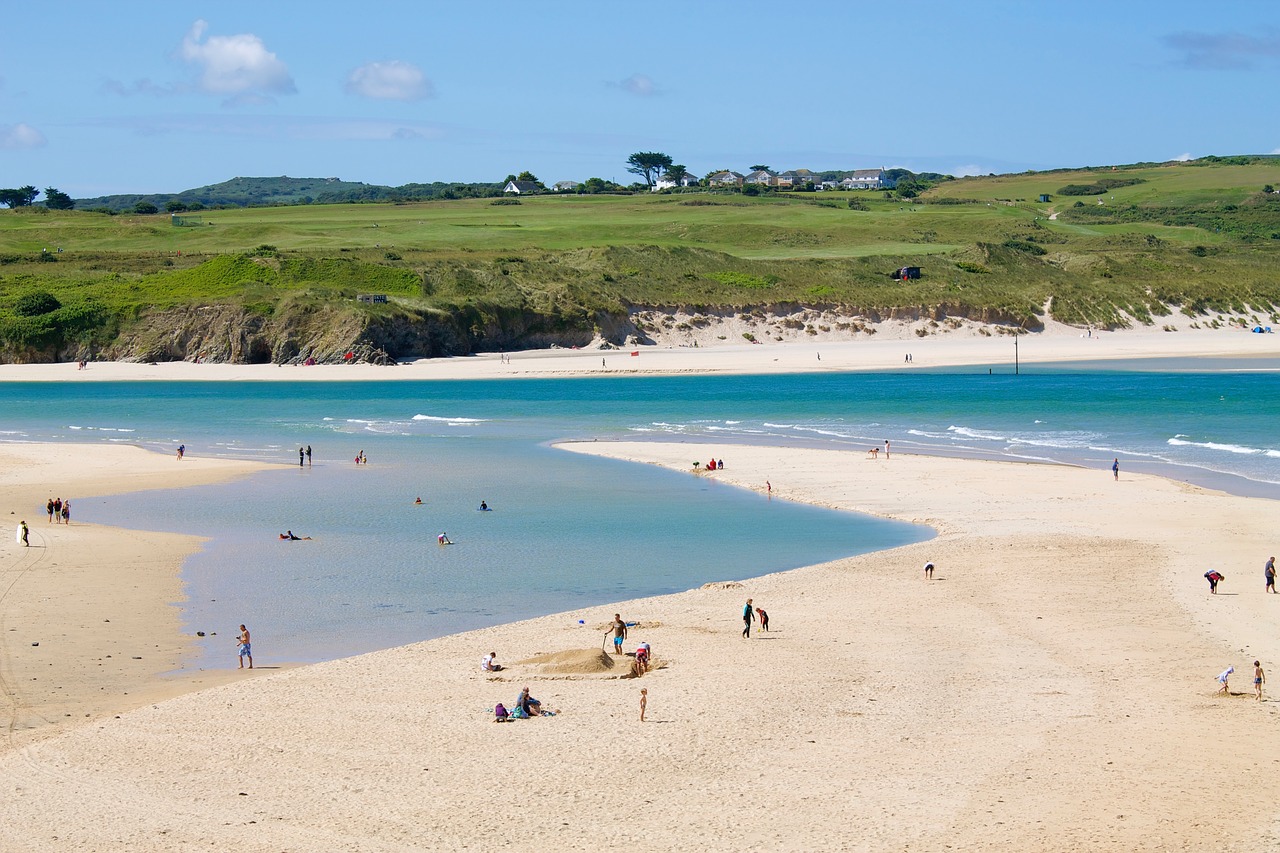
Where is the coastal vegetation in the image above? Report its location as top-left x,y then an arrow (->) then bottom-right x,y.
2,157 -> 1280,363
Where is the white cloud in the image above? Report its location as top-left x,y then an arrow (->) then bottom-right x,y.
951,164 -> 988,177
612,74 -> 657,97
179,19 -> 295,96
0,123 -> 47,150
345,60 -> 433,101
1171,152 -> 1193,162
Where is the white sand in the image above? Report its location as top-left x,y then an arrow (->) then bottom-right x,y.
0,318 -> 1275,382
1,433 -> 1277,850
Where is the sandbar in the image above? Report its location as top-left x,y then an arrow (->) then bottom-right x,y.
0,436 -> 1275,851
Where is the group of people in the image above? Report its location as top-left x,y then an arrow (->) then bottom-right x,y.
693,458 -> 727,471
609,613 -> 652,675
45,497 -> 71,524
1203,556 -> 1278,594
1217,661 -> 1266,701
494,687 -> 543,721
354,450 -> 367,465
742,598 -> 769,637
298,445 -> 312,467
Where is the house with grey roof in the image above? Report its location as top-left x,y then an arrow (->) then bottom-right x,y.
503,180 -> 541,194
840,169 -> 894,190
552,180 -> 582,192
744,169 -> 776,185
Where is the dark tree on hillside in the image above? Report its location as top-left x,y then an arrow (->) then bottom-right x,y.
750,164 -> 771,173
626,152 -> 673,188
0,185 -> 40,207
166,200 -> 188,213
133,201 -> 159,215
43,187 -> 75,210
664,164 -> 690,185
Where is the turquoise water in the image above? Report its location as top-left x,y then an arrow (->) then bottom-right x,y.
2,367 -> 1278,664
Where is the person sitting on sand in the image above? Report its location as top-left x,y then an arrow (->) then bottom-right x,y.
516,687 -> 541,717
482,652 -> 503,672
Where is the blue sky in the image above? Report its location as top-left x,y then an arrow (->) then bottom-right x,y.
3,1 -> 1279,197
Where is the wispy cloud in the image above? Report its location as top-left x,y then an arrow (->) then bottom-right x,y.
346,60 -> 433,101
179,20 -> 296,98
610,73 -> 658,97
0,123 -> 47,150
1163,30 -> 1280,70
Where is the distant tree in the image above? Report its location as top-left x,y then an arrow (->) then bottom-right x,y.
749,164 -> 771,173
186,201 -> 206,211
516,171 -> 539,184
43,187 -> 75,210
1265,184 -> 1275,194
582,177 -> 610,194
133,201 -> 158,215
626,151 -> 673,188
664,164 -> 690,185
165,200 -> 188,213
0,185 -> 39,208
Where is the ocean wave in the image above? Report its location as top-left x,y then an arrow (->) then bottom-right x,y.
412,414 -> 489,425
947,425 -> 1007,442
1167,437 -> 1265,455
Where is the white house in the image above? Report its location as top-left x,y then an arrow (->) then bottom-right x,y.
653,173 -> 699,191
840,169 -> 894,190
744,169 -> 775,185
503,180 -> 540,194
552,180 -> 582,192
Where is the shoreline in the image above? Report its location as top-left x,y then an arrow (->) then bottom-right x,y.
0,444 -> 280,747
1,441 -> 1277,849
0,322 -> 1276,382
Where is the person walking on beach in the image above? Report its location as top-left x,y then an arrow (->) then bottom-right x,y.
1266,557 -> 1276,594
176,444 -> 184,461
1255,661 -> 1266,701
611,613 -> 628,655
924,561 -> 935,580
299,447 -> 305,467
639,687 -> 647,722
1112,458 -> 1119,480
742,598 -> 755,638
53,498 -> 62,524
46,498 -> 54,523
306,445 -> 312,467
61,501 -> 70,525
237,625 -> 253,669
19,520 -> 28,547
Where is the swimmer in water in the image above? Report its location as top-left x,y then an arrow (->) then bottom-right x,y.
480,500 -> 488,511
415,497 -> 423,505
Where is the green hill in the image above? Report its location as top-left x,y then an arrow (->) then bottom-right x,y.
4,157 -> 1280,364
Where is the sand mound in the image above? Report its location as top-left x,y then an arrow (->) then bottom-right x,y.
517,648 -> 616,674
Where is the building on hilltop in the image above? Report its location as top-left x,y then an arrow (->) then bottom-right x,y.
708,170 -> 745,187
654,173 -> 699,191
503,180 -> 541,194
744,169 -> 775,185
552,180 -> 583,192
840,169 -> 894,190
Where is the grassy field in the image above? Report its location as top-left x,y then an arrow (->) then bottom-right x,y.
2,159 -> 1280,361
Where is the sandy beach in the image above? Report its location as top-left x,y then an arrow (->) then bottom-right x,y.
0,444 -> 278,747
0,317 -> 1275,382
1,333 -> 1278,851
0,429 -> 1277,850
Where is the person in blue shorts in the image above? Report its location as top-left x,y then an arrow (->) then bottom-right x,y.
611,613 -> 627,655
237,624 -> 253,669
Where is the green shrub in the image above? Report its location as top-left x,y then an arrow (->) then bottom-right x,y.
956,261 -> 990,274
14,291 -> 61,316
1002,240 -> 1047,255
706,271 -> 778,289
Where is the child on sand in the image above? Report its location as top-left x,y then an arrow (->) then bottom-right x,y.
639,688 -> 647,722
1255,661 -> 1265,701
924,561 -> 934,580
1217,665 -> 1234,696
